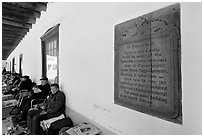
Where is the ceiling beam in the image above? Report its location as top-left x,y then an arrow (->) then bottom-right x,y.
2,2 -> 41,18
2,47 -> 16,52
2,9 -> 36,24
2,36 -> 22,42
2,50 -> 11,54
2,43 -> 20,48
9,2 -> 47,12
2,2 -> 48,60
2,52 -> 9,59
3,18 -> 32,29
2,46 -> 16,50
3,34 -> 23,39
2,39 -> 21,45
3,29 -> 27,36
2,48 -> 15,60
3,24 -> 29,33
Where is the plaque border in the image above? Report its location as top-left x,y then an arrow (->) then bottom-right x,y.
114,3 -> 182,124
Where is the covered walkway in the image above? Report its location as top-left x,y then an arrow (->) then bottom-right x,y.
2,2 -> 202,135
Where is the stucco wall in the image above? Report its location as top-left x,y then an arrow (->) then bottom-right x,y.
6,2 -> 202,134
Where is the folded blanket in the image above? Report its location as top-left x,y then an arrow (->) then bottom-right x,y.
40,114 -> 65,130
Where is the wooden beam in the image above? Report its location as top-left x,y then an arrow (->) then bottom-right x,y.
2,18 -> 32,29
2,48 -> 15,60
2,40 -> 15,44
2,2 -> 41,18
2,47 -> 16,52
3,33 -> 23,39
2,43 -> 20,48
2,51 -> 10,56
2,46 -> 15,50
2,29 -> 28,36
2,39 -> 21,45
2,36 -> 22,42
2,24 -> 29,33
2,48 -> 15,59
2,52 -> 9,56
2,9 -> 36,24
35,2 -> 48,11
2,2 -> 48,60
2,55 -> 9,60
2,53 -> 12,60
3,28 -> 27,36
2,50 -> 11,54
9,2 -> 47,12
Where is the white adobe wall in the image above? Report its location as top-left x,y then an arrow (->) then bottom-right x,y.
2,60 -> 6,70
6,2 -> 202,134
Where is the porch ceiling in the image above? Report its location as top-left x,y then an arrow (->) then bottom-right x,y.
2,2 -> 48,60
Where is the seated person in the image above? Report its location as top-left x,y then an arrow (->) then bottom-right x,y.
16,77 -> 50,122
4,73 -> 21,95
2,72 -> 11,85
12,75 -> 33,97
27,83 -> 65,135
12,73 -> 22,86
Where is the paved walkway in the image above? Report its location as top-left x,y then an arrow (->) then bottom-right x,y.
2,117 -> 13,135
2,94 -> 16,134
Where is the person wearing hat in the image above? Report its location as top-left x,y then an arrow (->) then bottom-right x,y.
32,76 -> 50,99
16,76 -> 51,122
27,83 -> 65,135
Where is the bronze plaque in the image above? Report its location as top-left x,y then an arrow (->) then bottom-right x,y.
114,3 -> 182,124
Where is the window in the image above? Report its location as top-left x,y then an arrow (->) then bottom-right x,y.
41,24 -> 60,84
19,54 -> 23,76
12,57 -> 15,73
9,61 -> 11,72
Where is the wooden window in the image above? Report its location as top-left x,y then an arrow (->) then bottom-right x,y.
41,24 -> 60,84
10,61 -> 11,72
19,54 -> 23,76
12,57 -> 15,73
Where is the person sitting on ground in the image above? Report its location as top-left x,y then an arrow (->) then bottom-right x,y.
27,83 -> 65,135
16,77 -> 50,122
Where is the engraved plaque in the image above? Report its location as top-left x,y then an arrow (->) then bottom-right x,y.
114,3 -> 182,124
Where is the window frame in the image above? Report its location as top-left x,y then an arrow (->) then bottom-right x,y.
19,54 -> 23,76
12,57 -> 15,73
41,24 -> 60,83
